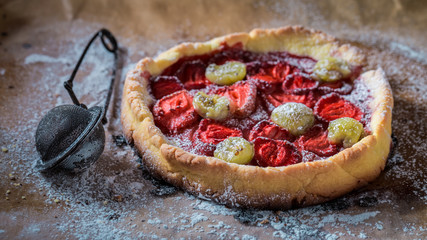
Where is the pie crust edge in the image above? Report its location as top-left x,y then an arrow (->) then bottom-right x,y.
121,26 -> 393,209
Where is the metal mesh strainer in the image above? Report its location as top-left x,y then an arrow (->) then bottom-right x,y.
35,29 -> 118,172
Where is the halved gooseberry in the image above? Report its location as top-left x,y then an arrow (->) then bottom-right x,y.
193,92 -> 230,121
328,117 -> 364,148
206,61 -> 246,85
313,57 -> 351,82
271,102 -> 315,136
214,137 -> 254,165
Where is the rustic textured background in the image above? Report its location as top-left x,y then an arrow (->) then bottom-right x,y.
0,0 -> 426,239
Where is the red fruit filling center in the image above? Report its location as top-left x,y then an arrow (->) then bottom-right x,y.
152,90 -> 200,133
318,80 -> 353,95
295,125 -> 339,157
195,119 -> 243,145
314,93 -> 363,122
248,120 -> 294,142
254,137 -> 302,167
151,76 -> 184,99
247,61 -> 293,84
282,72 -> 318,94
213,81 -> 257,118
147,44 -> 369,167
264,90 -> 318,111
175,60 -> 212,90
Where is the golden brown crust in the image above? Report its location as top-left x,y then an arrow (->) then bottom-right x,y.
121,26 -> 393,209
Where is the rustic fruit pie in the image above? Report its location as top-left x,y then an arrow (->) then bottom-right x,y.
121,26 -> 393,209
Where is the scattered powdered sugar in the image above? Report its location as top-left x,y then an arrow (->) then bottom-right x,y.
389,42 -> 427,65
343,77 -> 374,131
24,53 -> 72,65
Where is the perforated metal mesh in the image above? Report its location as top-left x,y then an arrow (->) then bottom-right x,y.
36,105 -> 91,161
35,105 -> 104,171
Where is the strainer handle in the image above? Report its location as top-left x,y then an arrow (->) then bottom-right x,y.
64,28 -> 118,124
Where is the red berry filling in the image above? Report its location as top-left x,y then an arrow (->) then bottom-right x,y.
263,90 -> 318,111
295,125 -> 339,157
248,120 -> 294,142
213,81 -> 257,118
314,93 -> 363,122
253,137 -> 302,167
318,80 -> 353,95
152,90 -> 200,133
150,76 -> 184,99
195,119 -> 242,145
192,142 -> 216,157
175,60 -> 212,90
247,61 -> 293,84
282,72 -> 318,94
148,45 -> 370,167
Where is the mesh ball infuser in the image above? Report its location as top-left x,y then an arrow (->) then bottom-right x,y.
35,29 -> 118,172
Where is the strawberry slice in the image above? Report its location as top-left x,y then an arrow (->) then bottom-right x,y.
295,125 -> 339,157
314,93 -> 363,122
152,90 -> 200,133
282,72 -> 318,94
263,90 -> 318,112
178,125 -> 216,156
194,119 -> 242,145
213,81 -> 257,118
253,137 -> 302,167
192,138 -> 216,156
210,43 -> 247,65
247,61 -> 293,84
318,80 -> 352,95
248,120 -> 294,142
175,60 -> 212,90
193,143 -> 216,156
150,76 -> 184,99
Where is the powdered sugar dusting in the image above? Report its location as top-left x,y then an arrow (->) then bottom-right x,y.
24,53 -> 71,65
343,77 -> 373,131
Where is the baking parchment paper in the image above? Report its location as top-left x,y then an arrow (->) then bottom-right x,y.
0,0 -> 426,239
